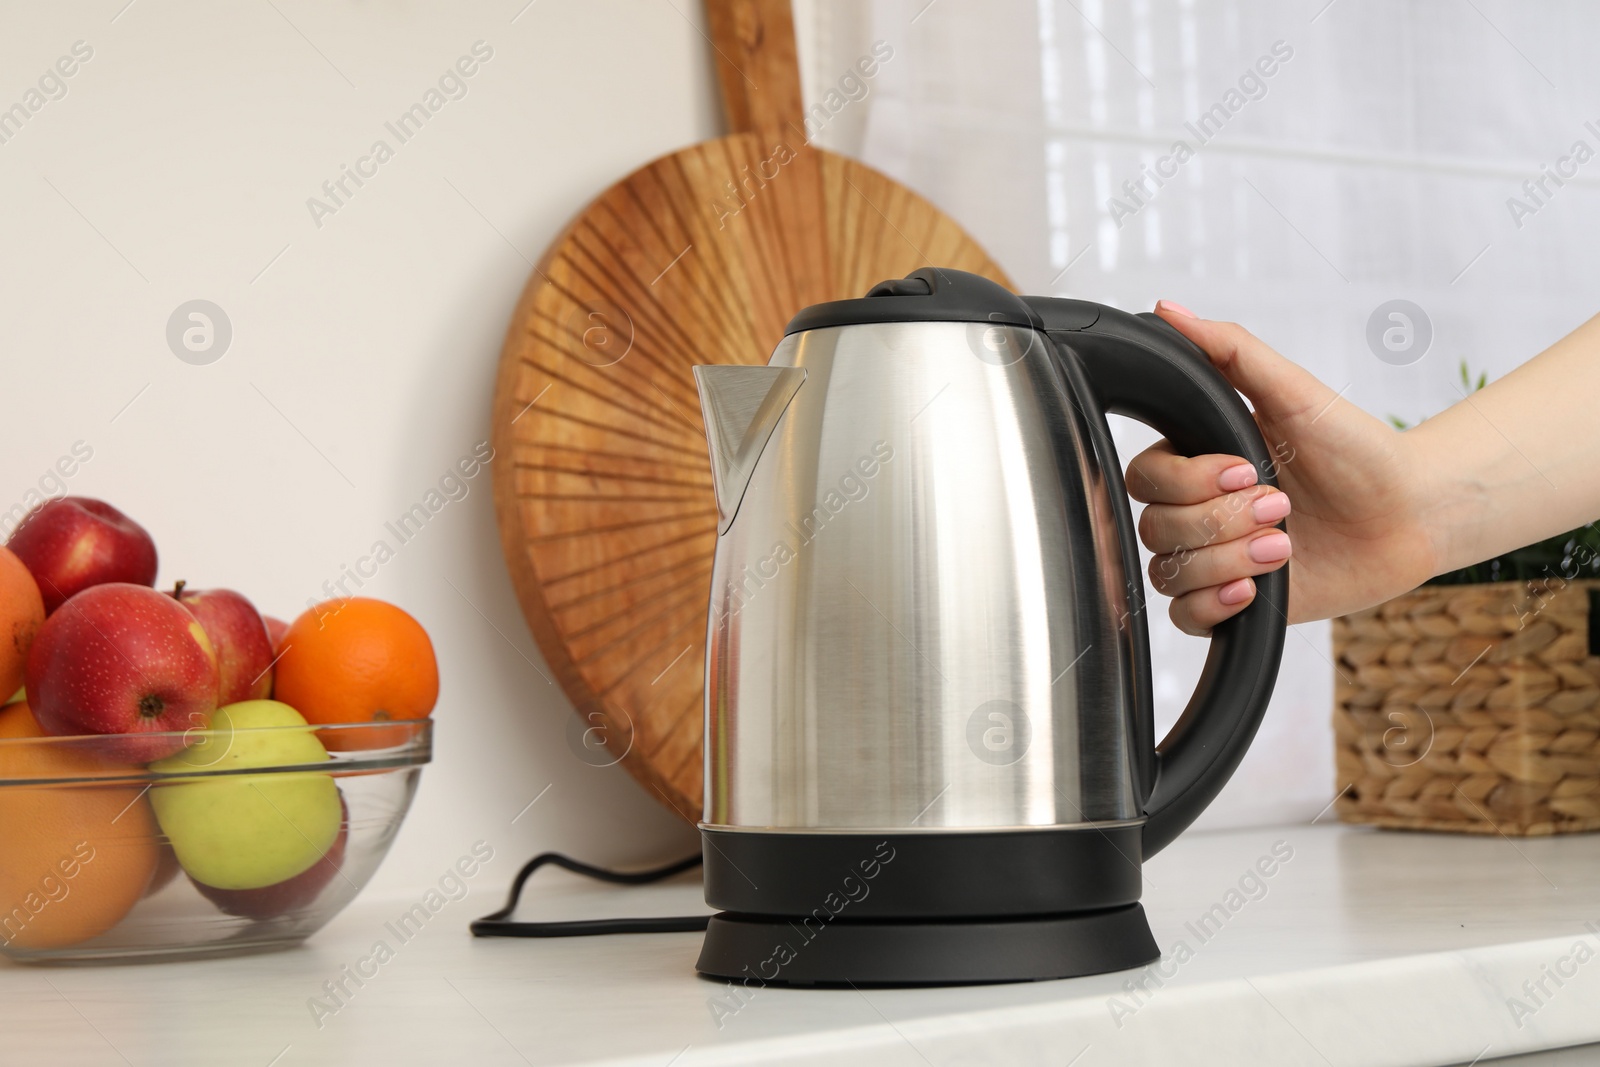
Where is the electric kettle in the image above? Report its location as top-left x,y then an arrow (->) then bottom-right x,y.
690,268 -> 1287,985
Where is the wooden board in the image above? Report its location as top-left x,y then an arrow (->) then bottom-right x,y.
489,2 -> 1012,822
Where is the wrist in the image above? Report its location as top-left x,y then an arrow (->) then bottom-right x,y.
1401,419 -> 1483,581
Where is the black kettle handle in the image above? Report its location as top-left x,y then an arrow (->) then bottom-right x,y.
1027,298 -> 1289,859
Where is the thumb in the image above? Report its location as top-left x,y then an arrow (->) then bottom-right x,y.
1153,302 -> 1333,423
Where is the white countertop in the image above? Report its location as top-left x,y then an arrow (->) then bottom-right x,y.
5,823 -> 1600,1067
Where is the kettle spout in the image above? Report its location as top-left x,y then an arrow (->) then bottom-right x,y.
692,365 -> 807,533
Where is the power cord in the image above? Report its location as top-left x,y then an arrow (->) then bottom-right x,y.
470,851 -> 710,937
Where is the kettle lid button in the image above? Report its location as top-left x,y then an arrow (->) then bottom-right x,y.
865,276 -> 933,298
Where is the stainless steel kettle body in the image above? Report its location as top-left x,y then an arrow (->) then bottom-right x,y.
699,319 -> 1142,833
691,268 -> 1287,985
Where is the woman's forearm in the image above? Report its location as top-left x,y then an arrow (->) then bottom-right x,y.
1407,313 -> 1600,576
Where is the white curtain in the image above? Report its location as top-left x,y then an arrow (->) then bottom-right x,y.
795,0 -> 1600,829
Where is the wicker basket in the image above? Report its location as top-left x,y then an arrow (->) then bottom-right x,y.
1332,578 -> 1600,835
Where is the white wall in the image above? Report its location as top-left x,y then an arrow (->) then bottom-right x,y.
0,0 -> 725,897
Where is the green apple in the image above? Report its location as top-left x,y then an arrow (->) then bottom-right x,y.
150,700 -> 341,891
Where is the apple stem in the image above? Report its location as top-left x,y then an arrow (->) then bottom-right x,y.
138,694 -> 166,719
171,580 -> 187,599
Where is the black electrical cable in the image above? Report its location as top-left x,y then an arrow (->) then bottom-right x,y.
470,851 -> 709,938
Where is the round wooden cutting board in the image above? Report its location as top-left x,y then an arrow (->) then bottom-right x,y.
490,0 -> 1011,822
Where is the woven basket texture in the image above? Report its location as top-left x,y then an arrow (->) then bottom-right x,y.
1333,579 -> 1600,835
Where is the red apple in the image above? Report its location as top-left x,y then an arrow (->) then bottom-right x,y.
192,794 -> 349,920
263,615 -> 289,654
8,498 -> 158,614
26,583 -> 219,762
173,584 -> 275,705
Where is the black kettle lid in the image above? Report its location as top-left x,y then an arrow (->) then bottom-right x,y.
783,267 -> 1046,335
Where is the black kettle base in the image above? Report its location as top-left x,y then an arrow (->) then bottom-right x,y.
696,903 -> 1159,987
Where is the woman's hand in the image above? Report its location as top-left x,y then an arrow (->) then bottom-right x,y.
1132,301 -> 1439,634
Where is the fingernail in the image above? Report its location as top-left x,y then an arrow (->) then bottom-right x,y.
1156,299 -> 1197,319
1251,491 -> 1291,524
1218,578 -> 1255,605
1218,463 -> 1258,491
1248,531 -> 1292,564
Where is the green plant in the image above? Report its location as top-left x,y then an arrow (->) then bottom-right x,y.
1390,361 -> 1600,585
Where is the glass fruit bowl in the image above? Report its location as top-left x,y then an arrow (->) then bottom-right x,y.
0,718 -> 431,964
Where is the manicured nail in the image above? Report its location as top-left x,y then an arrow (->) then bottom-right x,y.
1218,463 -> 1258,492
1251,491 -> 1291,524
1156,299 -> 1197,319
1218,578 -> 1255,605
1247,531 -> 1292,564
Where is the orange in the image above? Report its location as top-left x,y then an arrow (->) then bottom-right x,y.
273,598 -> 438,751
0,702 -> 160,951
0,547 -> 44,701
